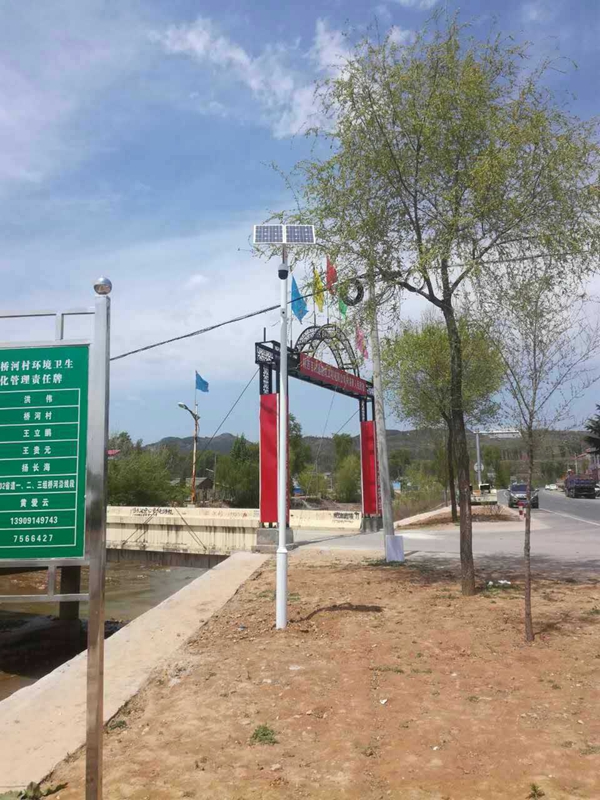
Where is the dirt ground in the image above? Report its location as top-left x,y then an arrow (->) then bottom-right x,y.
46,551 -> 600,800
401,505 -> 517,528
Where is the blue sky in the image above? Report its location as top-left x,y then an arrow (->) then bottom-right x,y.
2,0 -> 599,444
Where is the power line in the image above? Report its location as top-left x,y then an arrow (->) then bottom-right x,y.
196,369 -> 259,460
334,409 -> 359,435
111,305 -> 280,362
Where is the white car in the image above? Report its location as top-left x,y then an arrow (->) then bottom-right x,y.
544,484 -> 557,491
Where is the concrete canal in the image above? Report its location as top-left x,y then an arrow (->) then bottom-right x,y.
0,561 -> 207,700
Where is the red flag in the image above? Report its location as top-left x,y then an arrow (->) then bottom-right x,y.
326,257 -> 337,294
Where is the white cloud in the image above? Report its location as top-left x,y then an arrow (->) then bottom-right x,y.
389,26 -> 414,46
390,0 -> 440,9
309,19 -> 352,75
154,17 -> 355,138
0,1 -> 153,187
521,1 -> 557,23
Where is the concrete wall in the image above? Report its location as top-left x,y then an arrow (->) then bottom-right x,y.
107,506 -> 362,558
0,553 -> 268,791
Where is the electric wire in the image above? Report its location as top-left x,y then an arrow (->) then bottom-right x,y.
195,369 -> 259,463
334,409 -> 359,435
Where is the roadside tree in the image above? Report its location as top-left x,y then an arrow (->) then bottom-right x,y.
474,260 -> 600,641
382,313 -> 504,522
281,16 -> 600,593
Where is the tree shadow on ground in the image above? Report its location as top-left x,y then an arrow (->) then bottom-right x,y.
294,602 -> 383,622
371,553 -> 600,587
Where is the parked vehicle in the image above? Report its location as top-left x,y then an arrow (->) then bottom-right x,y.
596,484 -> 600,498
471,483 -> 498,506
564,474 -> 597,499
508,483 -> 539,509
544,483 -> 558,491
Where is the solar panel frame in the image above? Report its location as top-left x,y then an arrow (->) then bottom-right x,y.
253,225 -> 284,244
285,225 -> 316,245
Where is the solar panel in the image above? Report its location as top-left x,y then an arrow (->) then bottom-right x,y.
254,225 -> 284,244
285,225 -> 315,245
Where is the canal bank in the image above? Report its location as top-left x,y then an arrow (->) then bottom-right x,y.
0,552 -> 268,791
0,561 -> 208,701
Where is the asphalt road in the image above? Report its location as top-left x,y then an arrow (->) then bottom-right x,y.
501,487 -> 600,526
296,489 -> 600,578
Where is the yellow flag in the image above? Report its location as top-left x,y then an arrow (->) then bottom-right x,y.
313,269 -> 324,312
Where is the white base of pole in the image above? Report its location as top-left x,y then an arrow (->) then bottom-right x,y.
275,546 -> 288,629
385,533 -> 405,563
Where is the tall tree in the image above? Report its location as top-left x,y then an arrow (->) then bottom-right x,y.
333,433 -> 355,468
108,450 -> 185,507
474,259 -> 599,641
382,313 -> 504,522
289,414 -> 312,478
585,406 -> 600,454
281,16 -> 600,594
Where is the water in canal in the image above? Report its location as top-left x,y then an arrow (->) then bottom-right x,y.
0,561 -> 206,701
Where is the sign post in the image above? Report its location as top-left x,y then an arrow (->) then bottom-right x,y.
85,278 -> 111,799
0,344 -> 89,561
0,279 -> 111,799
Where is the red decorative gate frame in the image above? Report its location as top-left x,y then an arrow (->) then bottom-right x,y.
255,337 -> 381,531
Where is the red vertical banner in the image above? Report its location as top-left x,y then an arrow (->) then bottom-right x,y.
360,420 -> 379,516
259,394 -> 278,524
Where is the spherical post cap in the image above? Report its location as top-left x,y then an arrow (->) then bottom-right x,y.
94,277 -> 112,295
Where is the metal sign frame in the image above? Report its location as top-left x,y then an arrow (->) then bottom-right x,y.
0,284 -> 111,799
0,310 -> 94,603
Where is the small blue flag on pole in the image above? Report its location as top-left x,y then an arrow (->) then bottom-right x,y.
291,275 -> 308,323
195,371 -> 209,393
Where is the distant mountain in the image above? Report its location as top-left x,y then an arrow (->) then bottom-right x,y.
146,433 -> 238,456
146,427 -> 589,468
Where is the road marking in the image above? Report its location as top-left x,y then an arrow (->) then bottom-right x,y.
538,508 -> 600,528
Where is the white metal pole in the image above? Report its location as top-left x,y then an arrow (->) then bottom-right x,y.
368,280 -> 398,555
276,246 -> 289,630
475,431 -> 482,487
86,279 -> 111,800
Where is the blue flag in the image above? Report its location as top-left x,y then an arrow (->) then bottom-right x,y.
195,371 -> 209,393
291,275 -> 308,323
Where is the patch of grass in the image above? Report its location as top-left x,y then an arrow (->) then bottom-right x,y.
467,695 -> 479,703
550,683 -> 561,690
528,784 -> 545,799
362,744 -> 378,757
365,559 -> 405,568
0,784 -> 69,800
561,740 -> 575,749
411,667 -> 433,675
250,724 -> 278,746
370,665 -> 405,674
586,606 -> 600,617
580,744 -> 600,756
108,719 -> 127,732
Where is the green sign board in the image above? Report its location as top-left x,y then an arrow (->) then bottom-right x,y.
0,344 -> 89,560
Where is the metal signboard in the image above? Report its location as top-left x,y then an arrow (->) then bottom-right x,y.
0,343 -> 89,560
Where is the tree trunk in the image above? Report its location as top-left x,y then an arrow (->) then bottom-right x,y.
447,423 -> 458,523
524,428 -> 535,642
442,302 -> 475,595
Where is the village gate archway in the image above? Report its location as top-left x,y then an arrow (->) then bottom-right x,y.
255,324 -> 381,531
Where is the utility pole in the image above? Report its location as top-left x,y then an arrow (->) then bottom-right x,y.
368,278 -> 402,561
191,403 -> 198,505
178,401 -> 200,506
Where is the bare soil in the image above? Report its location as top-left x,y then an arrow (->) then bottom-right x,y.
46,552 -> 600,800
401,505 -> 517,528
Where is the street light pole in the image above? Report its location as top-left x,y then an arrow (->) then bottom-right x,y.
276,245 -> 289,630
178,402 -> 200,506
475,431 -> 482,487
191,404 -> 198,505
